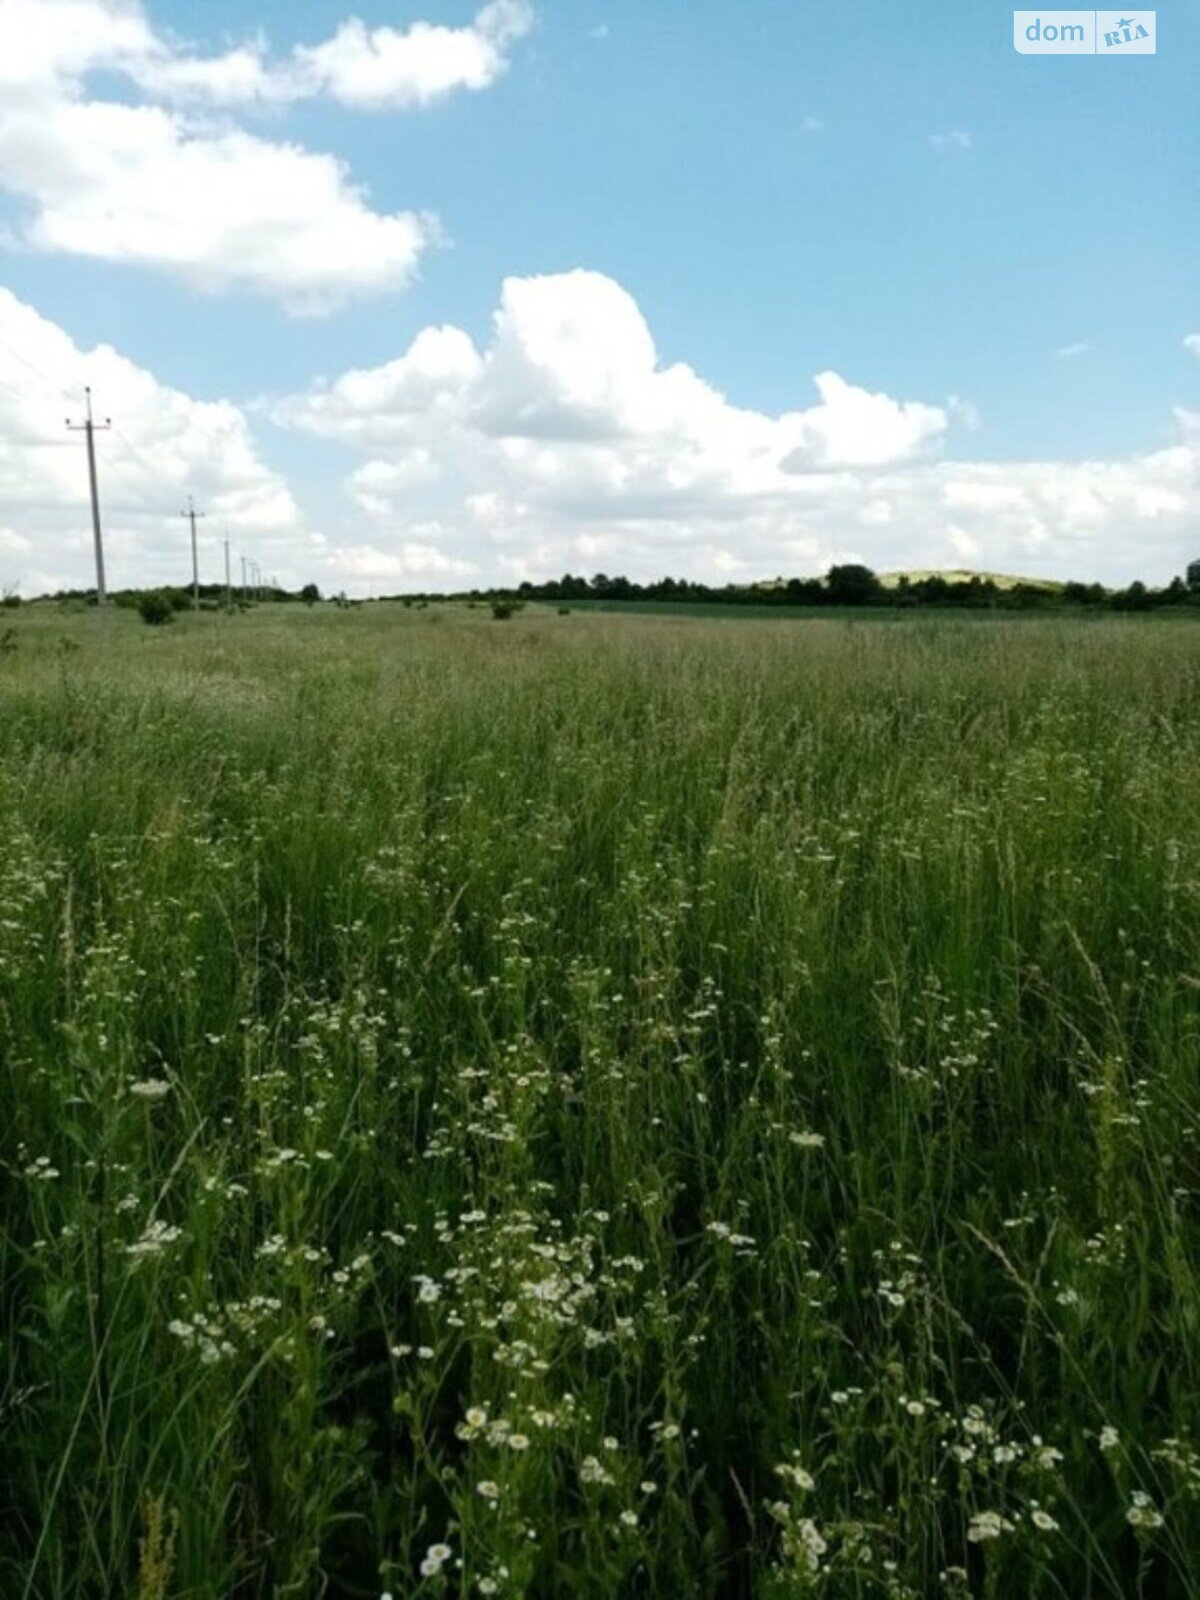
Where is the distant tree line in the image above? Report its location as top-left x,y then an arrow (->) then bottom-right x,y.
24,582 -> 325,611
414,564 -> 1200,613
16,565 -> 1200,614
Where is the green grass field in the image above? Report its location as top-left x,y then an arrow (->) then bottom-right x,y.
539,599 -> 941,620
2,603 -> 1199,1599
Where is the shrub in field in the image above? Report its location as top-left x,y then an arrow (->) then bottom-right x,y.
491,598 -> 524,619
136,591 -> 175,626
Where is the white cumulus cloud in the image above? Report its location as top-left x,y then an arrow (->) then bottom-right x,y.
290,1 -> 533,110
277,270 -> 949,508
271,269 -> 1200,589
0,98 -> 435,312
0,0 -> 532,309
0,0 -> 533,108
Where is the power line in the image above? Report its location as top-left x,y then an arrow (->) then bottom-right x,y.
109,422 -> 166,484
1,339 -> 247,607
0,351 -> 161,515
180,494 -> 206,612
3,346 -> 265,611
65,387 -> 111,608
0,327 -> 82,407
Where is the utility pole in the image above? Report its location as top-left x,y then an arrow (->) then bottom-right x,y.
224,537 -> 232,609
181,495 -> 206,611
240,554 -> 248,603
66,386 -> 111,607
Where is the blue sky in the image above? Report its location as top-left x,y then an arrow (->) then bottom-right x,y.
0,0 -> 1195,592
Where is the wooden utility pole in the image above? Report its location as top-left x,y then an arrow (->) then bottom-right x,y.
181,495 -> 206,611
224,537 -> 232,609
66,387 -> 111,606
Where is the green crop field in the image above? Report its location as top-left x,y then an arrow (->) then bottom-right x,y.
2,603 -> 1199,1599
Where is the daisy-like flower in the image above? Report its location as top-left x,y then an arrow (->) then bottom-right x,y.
419,1541 -> 452,1576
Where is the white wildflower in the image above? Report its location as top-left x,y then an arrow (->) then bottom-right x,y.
797,1518 -> 827,1571
128,1079 -> 171,1100
1126,1491 -> 1164,1531
777,1462 -> 816,1491
125,1218 -> 182,1259
420,1541 -> 452,1576
967,1510 -> 1012,1543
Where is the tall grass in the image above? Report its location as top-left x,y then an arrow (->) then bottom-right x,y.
1,604 -> 1198,1598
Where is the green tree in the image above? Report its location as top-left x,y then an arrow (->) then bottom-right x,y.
825,563 -> 881,606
